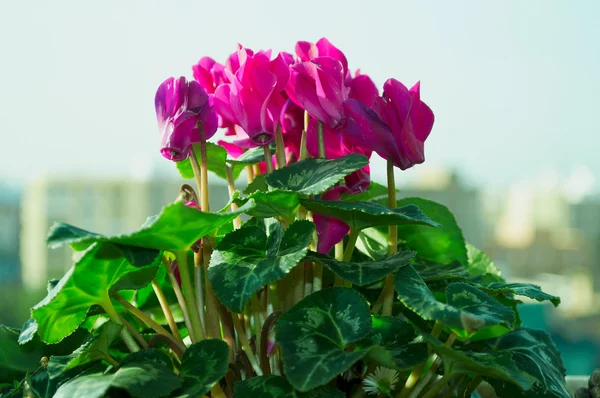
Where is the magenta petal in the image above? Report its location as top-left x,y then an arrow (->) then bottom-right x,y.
218,140 -> 245,158
295,41 -> 318,62
289,64 -> 332,125
213,84 -> 237,126
314,186 -> 352,254
316,38 -> 348,75
350,74 -> 379,108
345,165 -> 371,194
306,119 -> 345,159
342,99 -> 404,167
270,52 -> 292,92
312,57 -> 347,126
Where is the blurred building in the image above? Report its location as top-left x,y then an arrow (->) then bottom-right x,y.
20,178 -> 229,290
0,186 -> 21,283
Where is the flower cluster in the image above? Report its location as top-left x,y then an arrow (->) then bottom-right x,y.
155,38 -> 435,254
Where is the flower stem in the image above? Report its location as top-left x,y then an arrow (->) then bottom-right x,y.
382,158 -> 397,317
421,373 -> 452,398
300,111 -> 311,160
101,297 -> 140,353
119,315 -> 149,349
151,279 -> 184,345
342,229 -> 360,288
104,355 -> 120,368
175,250 -> 205,342
162,256 -> 195,342
263,145 -> 274,173
113,293 -> 186,353
231,313 -> 263,376
460,375 -> 483,398
333,242 -> 344,287
197,127 -> 210,212
193,255 -> 207,336
317,120 -> 325,158
225,165 -> 242,229
202,240 -> 222,339
245,165 -> 255,184
274,126 -> 286,169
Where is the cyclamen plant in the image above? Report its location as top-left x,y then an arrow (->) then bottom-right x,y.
1,38 -> 570,398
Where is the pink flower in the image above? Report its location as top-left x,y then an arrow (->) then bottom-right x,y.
313,186 -> 351,254
287,56 -> 348,129
213,47 -> 291,146
192,57 -> 228,94
295,38 -> 349,78
343,79 -> 434,170
155,77 -> 218,161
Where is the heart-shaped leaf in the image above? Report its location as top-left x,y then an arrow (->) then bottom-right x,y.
358,316 -> 428,370
47,200 -> 255,252
478,283 -> 560,307
176,142 -> 267,181
421,334 -> 535,390
266,155 -> 369,196
394,266 -> 514,338
235,190 -> 300,222
53,349 -> 181,398
301,200 -> 439,232
234,375 -> 344,397
32,243 -> 160,344
412,258 -> 469,282
47,322 -> 122,379
487,328 -> 569,398
305,251 -> 415,286
276,287 -> 372,391
172,339 -> 229,398
209,220 -> 314,312
393,198 -> 468,266
466,243 -> 504,283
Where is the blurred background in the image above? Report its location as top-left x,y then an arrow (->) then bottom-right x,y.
1,0 -> 598,375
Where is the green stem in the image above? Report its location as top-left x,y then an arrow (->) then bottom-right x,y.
293,264 -> 305,304
231,314 -> 263,376
198,127 -> 210,212
152,279 -> 184,344
193,256 -> 207,337
175,250 -> 205,342
421,373 -> 453,398
461,375 -> 483,398
300,111 -> 310,160
102,298 -> 140,353
119,315 -> 149,349
317,120 -> 325,158
113,293 -> 186,353
343,229 -> 359,262
274,125 -> 286,169
225,165 -> 242,229
104,355 -> 120,368
264,145 -> 274,173
445,374 -> 466,398
382,158 -> 397,316
250,294 -> 263,355
202,239 -> 222,339
162,256 -> 195,342
333,242 -> 344,287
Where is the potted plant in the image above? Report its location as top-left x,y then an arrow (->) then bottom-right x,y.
0,38 -> 570,398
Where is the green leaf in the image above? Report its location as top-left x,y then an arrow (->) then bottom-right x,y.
393,198 -> 468,266
173,339 -> 229,398
478,283 -> 560,307
236,190 -> 300,222
305,251 -> 415,286
47,200 -> 255,252
421,334 -> 535,390
466,243 -> 504,283
301,200 -> 440,232
209,220 -> 314,312
358,316 -> 428,370
32,243 -> 159,344
176,142 -> 266,181
488,328 -> 569,398
0,326 -> 44,383
412,258 -> 470,282
342,182 -> 389,202
234,375 -> 344,397
266,155 -> 369,196
394,266 -> 514,338
53,349 -> 181,398
47,322 -> 122,379
355,228 -> 388,259
243,174 -> 268,194
276,287 -> 372,391
18,318 -> 38,345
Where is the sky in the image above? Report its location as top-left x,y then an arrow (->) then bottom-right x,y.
0,0 -> 599,192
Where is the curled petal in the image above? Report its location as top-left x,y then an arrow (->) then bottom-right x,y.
314,186 -> 352,254
350,73 -> 379,108
316,37 -> 348,75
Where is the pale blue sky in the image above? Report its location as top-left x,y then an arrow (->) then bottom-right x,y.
1,0 -> 598,191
